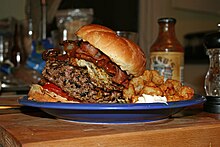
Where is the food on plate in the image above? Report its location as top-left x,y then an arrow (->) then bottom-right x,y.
127,70 -> 194,103
28,24 -> 146,103
27,24 -> 194,103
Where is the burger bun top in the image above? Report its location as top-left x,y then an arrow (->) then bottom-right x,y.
75,24 -> 146,77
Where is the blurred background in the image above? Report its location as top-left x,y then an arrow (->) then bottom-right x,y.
1,0 -> 220,95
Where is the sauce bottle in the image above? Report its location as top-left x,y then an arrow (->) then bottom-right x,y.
150,18 -> 184,83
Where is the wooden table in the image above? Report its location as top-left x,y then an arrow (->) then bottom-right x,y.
0,96 -> 220,147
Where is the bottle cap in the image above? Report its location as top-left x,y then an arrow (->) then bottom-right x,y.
158,18 -> 176,23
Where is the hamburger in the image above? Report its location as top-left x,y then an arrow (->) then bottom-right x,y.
28,24 -> 146,103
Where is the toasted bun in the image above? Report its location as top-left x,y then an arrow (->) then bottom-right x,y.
28,84 -> 79,103
76,24 -> 146,77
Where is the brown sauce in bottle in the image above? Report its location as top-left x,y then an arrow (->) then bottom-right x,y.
150,18 -> 184,83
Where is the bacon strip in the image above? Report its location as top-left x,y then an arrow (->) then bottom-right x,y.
42,40 -> 129,87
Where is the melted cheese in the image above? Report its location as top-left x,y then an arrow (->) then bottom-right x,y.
76,59 -> 118,90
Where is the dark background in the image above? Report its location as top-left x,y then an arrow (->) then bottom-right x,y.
50,0 -> 139,32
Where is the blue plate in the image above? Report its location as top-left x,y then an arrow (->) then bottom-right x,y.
18,94 -> 206,124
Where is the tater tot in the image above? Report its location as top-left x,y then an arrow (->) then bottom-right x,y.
151,70 -> 164,86
140,86 -> 163,96
124,70 -> 194,102
130,76 -> 145,94
123,83 -> 136,101
178,86 -> 194,100
140,70 -> 153,82
165,79 -> 182,91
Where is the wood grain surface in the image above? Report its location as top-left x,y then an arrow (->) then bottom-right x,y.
0,97 -> 220,147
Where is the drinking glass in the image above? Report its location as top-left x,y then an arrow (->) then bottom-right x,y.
116,31 -> 139,44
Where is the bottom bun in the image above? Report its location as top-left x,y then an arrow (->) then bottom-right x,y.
28,84 -> 79,103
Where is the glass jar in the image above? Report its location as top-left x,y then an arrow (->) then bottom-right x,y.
203,23 -> 220,113
204,24 -> 220,96
56,8 -> 93,41
150,18 -> 184,83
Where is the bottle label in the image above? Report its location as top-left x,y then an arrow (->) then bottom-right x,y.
150,52 -> 184,82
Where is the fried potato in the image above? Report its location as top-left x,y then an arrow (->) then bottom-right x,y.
151,70 -> 164,86
123,83 -> 135,101
140,86 -> 163,96
145,82 -> 157,87
131,96 -> 139,103
123,69 -> 195,102
178,86 -> 194,100
165,79 -> 182,91
140,70 -> 153,83
166,95 -> 183,102
130,76 -> 145,94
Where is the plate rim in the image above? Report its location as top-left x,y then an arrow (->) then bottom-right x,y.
18,94 -> 206,111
